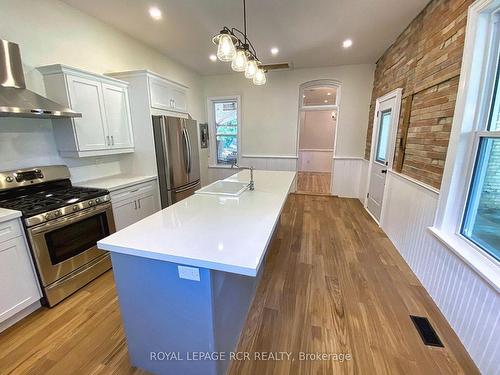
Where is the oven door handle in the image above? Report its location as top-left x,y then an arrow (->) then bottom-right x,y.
29,203 -> 112,235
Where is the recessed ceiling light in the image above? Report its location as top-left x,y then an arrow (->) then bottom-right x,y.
343,39 -> 353,48
327,92 -> 331,96
270,47 -> 279,55
149,6 -> 162,20
324,100 -> 328,103
209,54 -> 217,62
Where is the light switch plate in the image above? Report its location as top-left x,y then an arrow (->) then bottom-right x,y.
177,265 -> 200,281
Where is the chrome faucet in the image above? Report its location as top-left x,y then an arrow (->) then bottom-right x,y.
232,163 -> 255,190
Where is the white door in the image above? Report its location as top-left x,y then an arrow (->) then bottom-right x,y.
149,75 -> 172,111
102,83 -> 134,149
170,86 -> 188,113
112,199 -> 139,231
136,193 -> 160,221
0,237 -> 41,322
66,75 -> 108,151
366,90 -> 402,222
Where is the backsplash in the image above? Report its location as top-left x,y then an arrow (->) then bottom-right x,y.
0,117 -> 122,181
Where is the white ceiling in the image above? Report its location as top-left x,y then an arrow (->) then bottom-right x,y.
62,0 -> 428,76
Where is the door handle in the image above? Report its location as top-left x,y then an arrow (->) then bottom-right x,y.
182,128 -> 190,174
185,127 -> 192,174
381,170 -> 387,174
106,136 -> 110,146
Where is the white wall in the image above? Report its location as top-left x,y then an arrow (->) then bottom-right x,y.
370,171 -> 500,374
0,0 -> 205,181
203,64 -> 374,183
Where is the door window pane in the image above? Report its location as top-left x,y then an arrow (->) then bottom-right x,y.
214,101 -> 238,164
302,86 -> 338,106
375,110 -> 392,163
461,137 -> 500,261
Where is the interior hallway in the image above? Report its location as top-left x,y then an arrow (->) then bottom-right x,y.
295,171 -> 331,195
0,195 -> 478,375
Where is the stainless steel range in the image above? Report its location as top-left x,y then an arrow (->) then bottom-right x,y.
0,165 -> 115,306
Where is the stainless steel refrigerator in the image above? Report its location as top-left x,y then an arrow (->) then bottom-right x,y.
152,116 -> 201,208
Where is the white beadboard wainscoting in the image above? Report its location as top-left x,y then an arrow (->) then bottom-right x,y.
331,157 -> 364,198
298,149 -> 333,172
208,155 -> 297,184
381,170 -> 500,375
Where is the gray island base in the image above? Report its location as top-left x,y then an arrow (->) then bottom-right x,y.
111,252 -> 262,375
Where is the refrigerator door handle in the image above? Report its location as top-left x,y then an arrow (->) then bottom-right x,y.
185,126 -> 192,174
182,128 -> 190,174
175,180 -> 200,193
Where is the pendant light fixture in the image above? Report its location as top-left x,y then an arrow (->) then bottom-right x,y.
253,68 -> 266,85
212,0 -> 267,85
231,47 -> 248,72
245,58 -> 259,79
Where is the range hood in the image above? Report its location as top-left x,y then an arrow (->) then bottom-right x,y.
0,40 -> 81,119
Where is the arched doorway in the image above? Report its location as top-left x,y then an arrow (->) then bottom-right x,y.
296,80 -> 341,195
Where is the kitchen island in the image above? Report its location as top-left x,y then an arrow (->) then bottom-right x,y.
97,170 -> 296,375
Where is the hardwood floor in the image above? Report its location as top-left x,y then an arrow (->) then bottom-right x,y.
295,171 -> 331,195
0,195 -> 478,375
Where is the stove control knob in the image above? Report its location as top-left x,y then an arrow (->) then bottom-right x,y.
55,210 -> 62,217
95,198 -> 101,204
72,205 -> 79,212
5,176 -> 13,183
88,200 -> 95,207
44,213 -> 53,220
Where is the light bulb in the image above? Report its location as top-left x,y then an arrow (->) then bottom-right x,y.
245,59 -> 259,79
253,69 -> 266,85
217,34 -> 236,62
231,49 -> 248,72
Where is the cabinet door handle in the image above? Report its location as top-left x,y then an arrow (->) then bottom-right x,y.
134,200 -> 137,210
111,135 -> 114,146
137,199 -> 141,209
106,136 -> 110,146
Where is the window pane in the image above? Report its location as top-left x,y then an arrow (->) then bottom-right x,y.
462,137 -> 500,261
216,125 -> 237,135
303,86 -> 337,106
375,110 -> 392,163
215,101 -> 237,126
216,135 -> 237,164
488,54 -> 500,131
213,100 -> 238,165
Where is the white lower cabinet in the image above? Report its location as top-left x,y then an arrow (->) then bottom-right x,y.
0,219 -> 41,328
111,180 -> 161,231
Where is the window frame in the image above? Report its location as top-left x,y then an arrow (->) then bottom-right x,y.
207,96 -> 242,167
430,0 -> 500,292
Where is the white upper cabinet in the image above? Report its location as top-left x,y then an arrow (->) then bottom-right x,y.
148,74 -> 188,113
38,65 -> 135,158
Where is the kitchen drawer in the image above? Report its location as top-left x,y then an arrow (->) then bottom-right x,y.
0,219 -> 22,244
110,179 -> 157,203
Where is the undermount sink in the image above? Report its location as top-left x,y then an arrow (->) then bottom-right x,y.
195,180 -> 249,197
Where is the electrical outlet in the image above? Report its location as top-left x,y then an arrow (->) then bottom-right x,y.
177,265 -> 200,281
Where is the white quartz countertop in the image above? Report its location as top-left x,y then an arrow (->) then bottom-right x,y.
98,170 -> 296,276
74,174 -> 157,192
0,207 -> 22,222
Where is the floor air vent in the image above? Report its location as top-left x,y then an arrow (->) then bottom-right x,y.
410,315 -> 444,347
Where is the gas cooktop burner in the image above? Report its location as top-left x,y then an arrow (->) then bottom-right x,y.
0,186 -> 108,217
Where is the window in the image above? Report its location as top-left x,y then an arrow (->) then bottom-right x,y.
211,99 -> 239,165
461,51 -> 500,261
375,109 -> 392,164
431,0 -> 500,288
